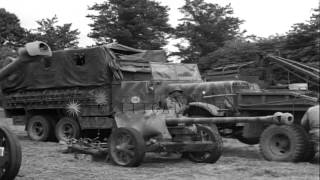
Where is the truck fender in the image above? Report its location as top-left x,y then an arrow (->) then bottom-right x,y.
187,102 -> 224,117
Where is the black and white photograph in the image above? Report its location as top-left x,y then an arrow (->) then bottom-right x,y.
0,0 -> 319,179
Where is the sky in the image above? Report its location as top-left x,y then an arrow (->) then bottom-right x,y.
1,0 -> 319,48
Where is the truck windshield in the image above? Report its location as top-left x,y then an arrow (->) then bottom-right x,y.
150,62 -> 202,81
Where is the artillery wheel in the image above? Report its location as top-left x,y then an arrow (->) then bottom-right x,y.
109,127 -> 146,167
187,125 -> 222,163
27,115 -> 52,141
55,117 -> 80,142
260,125 -> 308,162
0,126 -> 22,180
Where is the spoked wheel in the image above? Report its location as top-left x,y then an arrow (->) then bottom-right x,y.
260,125 -> 308,162
0,126 -> 22,180
55,117 -> 80,142
109,127 -> 145,167
187,125 -> 223,163
27,115 -> 52,141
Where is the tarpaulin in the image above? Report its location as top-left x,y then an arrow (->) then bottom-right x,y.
118,50 -> 166,62
105,43 -> 145,53
150,62 -> 202,81
106,43 -> 167,73
1,47 -> 112,92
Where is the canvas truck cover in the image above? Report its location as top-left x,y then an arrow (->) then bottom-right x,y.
1,47 -> 113,92
150,62 -> 202,81
106,43 -> 167,73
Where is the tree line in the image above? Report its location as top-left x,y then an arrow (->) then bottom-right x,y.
0,0 -> 319,72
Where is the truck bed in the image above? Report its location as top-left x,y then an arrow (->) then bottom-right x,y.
237,90 -> 317,112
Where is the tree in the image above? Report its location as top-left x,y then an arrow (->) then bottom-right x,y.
199,38 -> 260,71
283,8 -> 320,64
87,0 -> 172,49
255,8 -> 319,67
174,0 -> 244,63
26,16 -> 80,50
0,8 -> 25,47
255,35 -> 286,56
0,46 -> 17,67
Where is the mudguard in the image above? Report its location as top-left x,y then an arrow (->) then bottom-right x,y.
188,102 -> 224,116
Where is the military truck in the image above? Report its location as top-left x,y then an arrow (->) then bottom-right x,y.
0,43 -> 313,164
202,55 -> 319,145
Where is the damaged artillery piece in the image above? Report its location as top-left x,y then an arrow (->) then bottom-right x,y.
0,41 -> 52,179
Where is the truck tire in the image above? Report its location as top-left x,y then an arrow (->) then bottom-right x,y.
187,125 -> 223,163
109,127 -> 146,167
55,117 -> 80,142
259,125 -> 308,162
27,115 -> 52,141
0,126 -> 22,180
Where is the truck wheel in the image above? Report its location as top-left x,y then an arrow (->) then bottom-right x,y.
109,127 -> 146,167
187,125 -> 223,163
260,125 -> 308,162
0,126 -> 22,180
27,115 -> 52,141
55,117 -> 80,142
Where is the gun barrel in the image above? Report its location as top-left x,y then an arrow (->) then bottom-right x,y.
166,112 -> 294,125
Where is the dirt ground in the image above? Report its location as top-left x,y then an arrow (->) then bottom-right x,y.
1,117 -> 319,180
